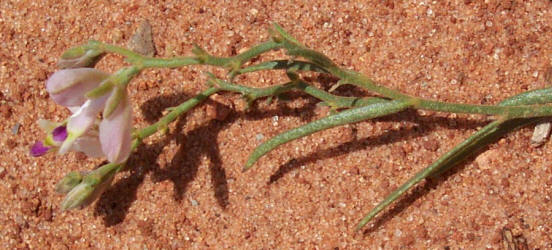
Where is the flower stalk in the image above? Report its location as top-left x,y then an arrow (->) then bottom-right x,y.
33,23 -> 552,232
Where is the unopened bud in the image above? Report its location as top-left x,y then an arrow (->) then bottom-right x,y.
60,164 -> 118,210
58,47 -> 104,69
60,170 -> 115,210
55,171 -> 84,194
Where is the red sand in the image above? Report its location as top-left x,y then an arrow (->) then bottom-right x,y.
1,1 -> 552,248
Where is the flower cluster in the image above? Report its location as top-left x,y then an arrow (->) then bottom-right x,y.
31,52 -> 132,163
31,48 -> 134,209
31,67 -> 133,164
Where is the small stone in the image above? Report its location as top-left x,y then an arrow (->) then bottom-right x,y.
502,228 -> 528,250
127,20 -> 156,57
475,149 -> 500,170
111,28 -> 123,43
272,115 -> 279,126
11,123 -> 20,134
531,122 -> 551,147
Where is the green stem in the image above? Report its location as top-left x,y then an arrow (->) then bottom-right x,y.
132,87 -> 220,150
86,40 -> 281,69
211,77 -> 388,109
94,161 -> 122,177
270,24 -> 552,119
327,54 -> 552,118
355,86 -> 552,230
355,118 -> 538,230
236,60 -> 328,75
99,88 -> 220,174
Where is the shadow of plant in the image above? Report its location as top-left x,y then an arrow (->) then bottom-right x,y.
94,90 -> 321,226
93,87 -> 493,228
93,92 -> 191,226
268,110 -> 488,183
261,109 -> 494,235
360,153 -> 476,236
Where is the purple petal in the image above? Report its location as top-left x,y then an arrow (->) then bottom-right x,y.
46,68 -> 109,107
31,141 -> 51,157
99,92 -> 132,164
52,126 -> 68,142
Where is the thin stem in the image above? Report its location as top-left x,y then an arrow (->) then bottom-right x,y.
126,76 -> 390,171
85,40 -> 282,69
236,60 -> 328,75
270,24 -> 552,119
355,86 -> 552,230
132,87 -> 220,150
94,161 -> 122,177
211,77 -> 388,109
355,118 -> 538,230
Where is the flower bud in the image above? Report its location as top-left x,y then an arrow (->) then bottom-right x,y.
60,166 -> 116,210
55,171 -> 84,194
58,47 -> 104,69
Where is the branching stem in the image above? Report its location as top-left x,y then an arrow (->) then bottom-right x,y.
54,23 -> 552,233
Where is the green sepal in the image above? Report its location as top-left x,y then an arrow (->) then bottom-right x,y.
85,79 -> 114,99
60,46 -> 88,59
55,171 -> 84,194
103,86 -> 125,118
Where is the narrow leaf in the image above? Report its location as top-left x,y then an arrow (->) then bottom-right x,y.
244,100 -> 410,171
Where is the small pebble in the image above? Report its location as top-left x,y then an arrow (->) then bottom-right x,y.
127,20 -> 156,57
11,123 -> 20,134
272,115 -> 279,126
531,122 -> 551,147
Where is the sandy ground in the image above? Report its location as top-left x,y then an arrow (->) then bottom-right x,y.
1,0 -> 552,248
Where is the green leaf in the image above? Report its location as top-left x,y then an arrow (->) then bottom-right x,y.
244,100 -> 410,171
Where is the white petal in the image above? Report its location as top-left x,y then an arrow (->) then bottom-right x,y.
59,94 -> 108,154
99,92 -> 132,164
46,68 -> 109,107
70,136 -> 104,158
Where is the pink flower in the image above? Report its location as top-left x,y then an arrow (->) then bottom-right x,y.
32,68 -> 133,164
